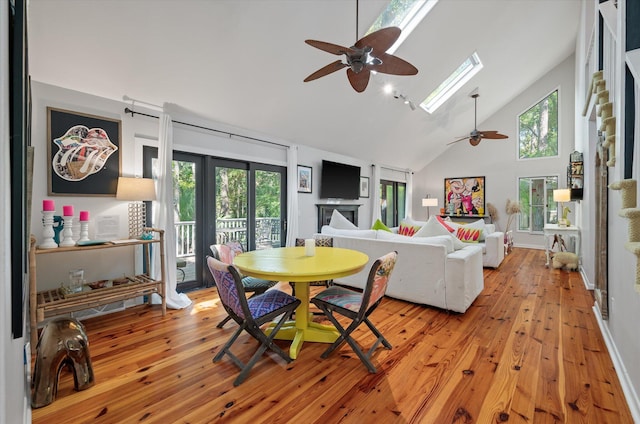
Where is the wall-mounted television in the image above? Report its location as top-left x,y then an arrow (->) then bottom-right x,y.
320,160 -> 361,199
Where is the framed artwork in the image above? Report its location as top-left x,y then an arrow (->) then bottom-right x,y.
297,165 -> 312,193
360,176 -> 369,198
444,176 -> 486,216
47,107 -> 121,196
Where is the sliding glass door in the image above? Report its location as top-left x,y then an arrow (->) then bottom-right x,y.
144,147 -> 286,291
380,179 -> 406,227
210,160 -> 285,251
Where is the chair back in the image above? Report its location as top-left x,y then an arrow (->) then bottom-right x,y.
206,256 -> 247,319
295,237 -> 333,247
210,241 -> 245,264
361,251 -> 398,312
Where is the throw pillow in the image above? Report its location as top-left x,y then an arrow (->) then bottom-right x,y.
329,209 -> 358,230
371,219 -> 392,232
398,219 -> 422,236
461,218 -> 486,241
436,215 -> 455,232
412,217 -> 466,250
456,227 -> 483,243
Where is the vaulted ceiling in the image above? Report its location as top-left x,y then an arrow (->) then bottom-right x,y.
27,0 -> 581,171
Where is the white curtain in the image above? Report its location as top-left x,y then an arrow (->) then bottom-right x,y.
371,164 -> 381,225
406,171 -> 414,218
285,145 -> 299,246
152,110 -> 191,309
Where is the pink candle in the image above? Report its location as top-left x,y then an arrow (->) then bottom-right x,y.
42,199 -> 55,212
79,211 -> 89,222
63,205 -> 74,216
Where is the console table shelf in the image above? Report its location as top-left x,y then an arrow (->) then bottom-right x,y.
28,228 -> 167,353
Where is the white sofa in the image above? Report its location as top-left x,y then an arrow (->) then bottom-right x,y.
317,227 -> 485,313
467,223 -> 504,268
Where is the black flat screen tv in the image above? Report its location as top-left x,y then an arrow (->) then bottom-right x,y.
320,160 -> 361,199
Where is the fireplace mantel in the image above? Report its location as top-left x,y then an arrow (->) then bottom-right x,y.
316,204 -> 361,232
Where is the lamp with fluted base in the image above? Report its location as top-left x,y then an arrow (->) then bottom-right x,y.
116,177 -> 156,238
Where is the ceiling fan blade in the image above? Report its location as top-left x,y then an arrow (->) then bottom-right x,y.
478,130 -> 508,139
304,60 -> 348,82
347,68 -> 370,92
371,52 -> 418,75
354,27 -> 401,52
447,136 -> 469,145
305,39 -> 353,56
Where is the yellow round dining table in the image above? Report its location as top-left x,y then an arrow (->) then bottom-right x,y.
233,246 -> 368,359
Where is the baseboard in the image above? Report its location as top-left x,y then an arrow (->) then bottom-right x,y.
579,267 -> 594,289
593,304 -> 640,422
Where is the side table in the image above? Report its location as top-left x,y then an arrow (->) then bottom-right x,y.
543,224 -> 581,267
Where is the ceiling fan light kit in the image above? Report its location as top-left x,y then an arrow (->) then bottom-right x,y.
448,93 -> 508,146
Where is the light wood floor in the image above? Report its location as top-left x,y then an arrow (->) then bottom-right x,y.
32,248 -> 634,423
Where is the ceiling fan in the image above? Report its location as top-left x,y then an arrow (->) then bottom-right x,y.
448,94 -> 508,146
303,1 -> 418,93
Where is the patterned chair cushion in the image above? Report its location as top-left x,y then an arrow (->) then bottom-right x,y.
247,290 -> 299,319
210,267 -> 244,318
312,286 -> 362,313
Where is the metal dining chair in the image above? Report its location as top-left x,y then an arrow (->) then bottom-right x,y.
209,241 -> 278,328
310,251 -> 398,373
206,256 -> 300,386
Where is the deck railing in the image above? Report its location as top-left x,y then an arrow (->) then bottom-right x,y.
175,217 -> 281,257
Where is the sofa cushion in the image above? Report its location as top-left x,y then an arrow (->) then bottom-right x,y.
329,209 -> 358,230
376,230 -> 454,253
371,219 -> 392,232
321,226 -> 377,238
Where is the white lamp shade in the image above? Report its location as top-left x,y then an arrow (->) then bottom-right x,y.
422,198 -> 438,207
553,189 -> 571,202
116,177 -> 157,201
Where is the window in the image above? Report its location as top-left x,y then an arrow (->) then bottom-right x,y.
518,90 -> 559,159
420,52 -> 483,114
366,0 -> 439,54
518,176 -> 559,232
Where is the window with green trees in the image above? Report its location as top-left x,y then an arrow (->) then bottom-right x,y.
518,90 -> 559,159
518,176 -> 558,232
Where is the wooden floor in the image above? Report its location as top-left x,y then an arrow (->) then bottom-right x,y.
32,248 -> 634,423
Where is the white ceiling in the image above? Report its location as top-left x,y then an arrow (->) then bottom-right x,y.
27,0 -> 581,171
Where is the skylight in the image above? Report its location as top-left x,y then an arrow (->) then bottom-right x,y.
420,52 -> 483,114
366,0 -> 439,54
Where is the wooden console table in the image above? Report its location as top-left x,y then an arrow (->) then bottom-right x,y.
28,228 -> 167,353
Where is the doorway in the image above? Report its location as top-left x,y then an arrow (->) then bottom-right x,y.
144,147 -> 286,291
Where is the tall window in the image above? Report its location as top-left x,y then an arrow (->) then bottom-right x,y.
380,180 -> 406,227
518,176 -> 558,232
518,90 -> 559,159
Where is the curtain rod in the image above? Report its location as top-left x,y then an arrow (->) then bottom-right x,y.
124,107 -> 289,148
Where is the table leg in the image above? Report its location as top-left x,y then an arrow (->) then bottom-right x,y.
265,281 -> 339,359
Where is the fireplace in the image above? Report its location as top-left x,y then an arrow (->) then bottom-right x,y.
316,204 -> 361,232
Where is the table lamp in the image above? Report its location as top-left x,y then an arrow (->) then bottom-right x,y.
422,195 -> 439,219
116,177 -> 156,238
553,188 -> 571,227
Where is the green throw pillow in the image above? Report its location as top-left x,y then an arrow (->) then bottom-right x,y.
372,219 -> 392,232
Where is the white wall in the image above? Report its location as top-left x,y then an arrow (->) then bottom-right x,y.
413,54 -> 577,251
574,0 -> 640,418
